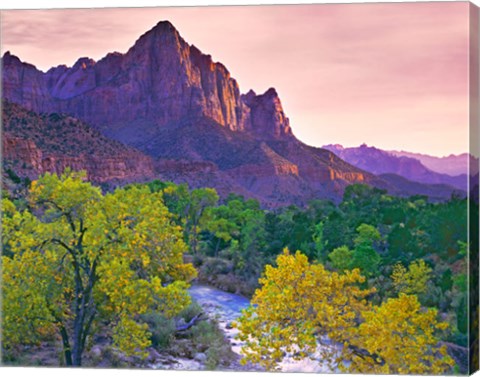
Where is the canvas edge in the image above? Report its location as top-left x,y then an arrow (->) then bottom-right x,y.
468,1 -> 480,375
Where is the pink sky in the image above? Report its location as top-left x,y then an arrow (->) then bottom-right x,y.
1,2 -> 472,156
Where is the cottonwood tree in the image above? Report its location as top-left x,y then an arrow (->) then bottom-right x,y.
235,249 -> 454,374
2,171 -> 196,366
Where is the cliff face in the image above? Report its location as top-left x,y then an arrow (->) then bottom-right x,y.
3,135 -> 155,183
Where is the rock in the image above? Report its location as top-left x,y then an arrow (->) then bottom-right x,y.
176,318 -> 186,328
225,322 -> 234,330
147,348 -> 162,362
242,88 -> 293,139
194,352 -> 207,363
90,345 -> 102,358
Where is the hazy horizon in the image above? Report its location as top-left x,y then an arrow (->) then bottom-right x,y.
1,2 -> 472,157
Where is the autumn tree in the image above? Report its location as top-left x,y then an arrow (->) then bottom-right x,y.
2,171 -> 196,366
345,294 -> 453,374
236,250 -> 454,374
235,249 -> 374,371
391,259 -> 432,295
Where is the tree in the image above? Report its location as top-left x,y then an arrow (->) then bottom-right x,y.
312,221 -> 328,261
391,259 -> 432,295
350,224 -> 382,277
185,188 -> 219,254
235,249 -> 373,371
345,294 -> 453,374
328,245 -> 353,271
236,250 -> 453,374
2,171 -> 196,366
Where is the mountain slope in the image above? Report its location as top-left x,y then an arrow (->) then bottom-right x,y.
323,144 -> 468,191
2,100 -> 155,183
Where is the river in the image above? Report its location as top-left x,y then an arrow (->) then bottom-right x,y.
188,283 -> 333,373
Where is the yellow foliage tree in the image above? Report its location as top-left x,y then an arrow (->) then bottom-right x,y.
391,259 -> 432,295
345,294 -> 453,374
236,250 -> 454,374
235,249 -> 374,371
2,170 -> 197,366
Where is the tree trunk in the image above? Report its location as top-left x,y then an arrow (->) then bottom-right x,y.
192,223 -> 198,254
59,325 -> 73,366
215,238 -> 221,257
175,313 -> 204,332
71,325 -> 84,366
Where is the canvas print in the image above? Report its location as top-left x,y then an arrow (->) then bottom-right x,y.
1,1 -> 479,375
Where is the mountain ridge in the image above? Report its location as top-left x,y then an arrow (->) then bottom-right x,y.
323,143 -> 469,191
1,21 -> 462,205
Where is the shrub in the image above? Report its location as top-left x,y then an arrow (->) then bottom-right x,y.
179,301 -> 203,323
140,312 -> 176,350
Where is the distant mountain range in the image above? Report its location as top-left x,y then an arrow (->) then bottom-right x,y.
1,21 -> 466,206
389,150 -> 478,177
322,144 -> 472,191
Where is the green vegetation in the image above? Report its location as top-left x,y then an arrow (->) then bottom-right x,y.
2,172 -> 475,372
133,181 -> 473,350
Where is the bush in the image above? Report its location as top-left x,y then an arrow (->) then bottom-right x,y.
189,320 -> 235,370
6,168 -> 21,184
140,312 -> 176,350
179,301 -> 203,323
193,254 -> 204,267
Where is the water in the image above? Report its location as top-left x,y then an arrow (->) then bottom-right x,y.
188,284 -> 250,323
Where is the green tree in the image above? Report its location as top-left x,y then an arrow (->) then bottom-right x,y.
186,188 -> 219,254
351,224 -> 382,277
328,245 -> 353,271
312,221 -> 328,261
2,171 -> 196,366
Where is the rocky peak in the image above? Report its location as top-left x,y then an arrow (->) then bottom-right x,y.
72,57 -> 96,70
149,20 -> 179,37
127,20 -> 186,60
243,88 -> 293,139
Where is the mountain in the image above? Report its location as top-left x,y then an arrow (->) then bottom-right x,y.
323,144 -> 468,191
377,174 -> 465,202
389,150 -> 479,176
1,21 -> 461,205
2,21 -> 292,142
